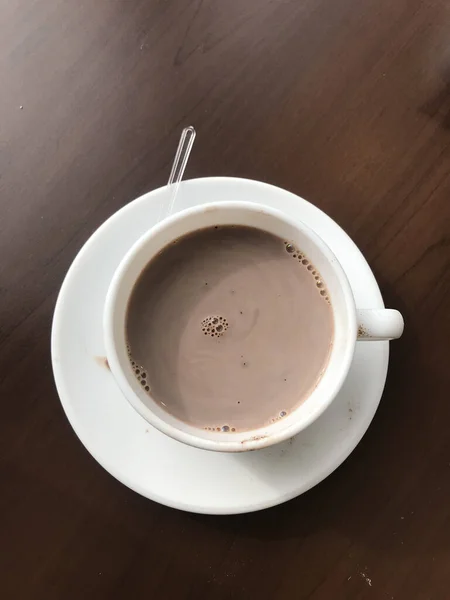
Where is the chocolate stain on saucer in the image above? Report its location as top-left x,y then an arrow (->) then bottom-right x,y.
95,356 -> 110,370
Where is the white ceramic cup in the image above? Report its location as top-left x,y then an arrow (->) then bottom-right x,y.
104,202 -> 403,452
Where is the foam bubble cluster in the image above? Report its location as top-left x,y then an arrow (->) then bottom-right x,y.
127,344 -> 151,392
284,241 -> 330,303
204,424 -> 236,432
271,409 -> 288,423
201,315 -> 229,337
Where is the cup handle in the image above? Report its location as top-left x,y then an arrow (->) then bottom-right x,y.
357,309 -> 404,341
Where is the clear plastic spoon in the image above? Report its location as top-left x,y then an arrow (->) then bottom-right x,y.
158,126 -> 196,221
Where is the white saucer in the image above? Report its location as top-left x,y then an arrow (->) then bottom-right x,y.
52,177 -> 389,515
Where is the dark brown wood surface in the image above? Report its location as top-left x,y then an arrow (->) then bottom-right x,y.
1,1 -> 449,598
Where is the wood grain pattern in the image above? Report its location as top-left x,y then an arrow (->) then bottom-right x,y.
1,0 -> 449,598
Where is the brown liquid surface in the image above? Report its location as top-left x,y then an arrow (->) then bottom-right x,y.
126,226 -> 334,432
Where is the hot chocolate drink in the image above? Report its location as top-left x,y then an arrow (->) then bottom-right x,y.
126,225 -> 334,432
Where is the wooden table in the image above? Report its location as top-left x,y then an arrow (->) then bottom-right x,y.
1,1 -> 449,598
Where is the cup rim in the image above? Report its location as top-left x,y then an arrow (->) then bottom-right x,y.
104,201 -> 357,452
